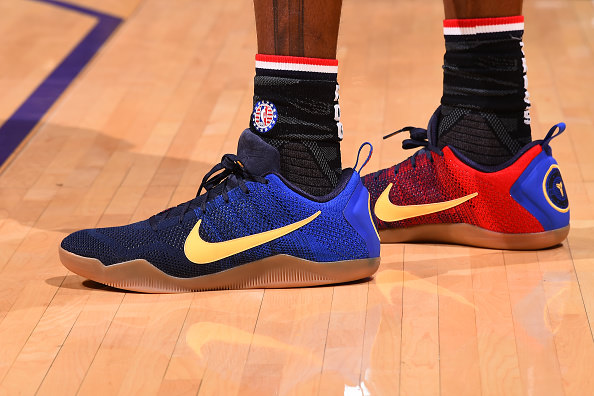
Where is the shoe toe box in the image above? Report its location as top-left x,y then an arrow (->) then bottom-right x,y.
61,228 -> 122,265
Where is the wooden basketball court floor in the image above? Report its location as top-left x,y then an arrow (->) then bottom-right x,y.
1,0 -> 593,394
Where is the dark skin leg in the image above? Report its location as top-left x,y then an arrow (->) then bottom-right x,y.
253,0 -> 521,57
253,0 -> 342,59
443,0 -> 523,18
253,0 -> 522,57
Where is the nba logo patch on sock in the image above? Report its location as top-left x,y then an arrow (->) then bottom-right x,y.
252,101 -> 278,133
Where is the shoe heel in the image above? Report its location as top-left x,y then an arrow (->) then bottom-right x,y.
510,150 -> 570,232
343,175 -> 381,258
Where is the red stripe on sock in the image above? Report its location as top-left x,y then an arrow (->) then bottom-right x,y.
443,16 -> 524,28
255,54 -> 338,66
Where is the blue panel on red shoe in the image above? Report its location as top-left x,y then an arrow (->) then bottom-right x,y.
510,151 -> 569,231
343,178 -> 381,258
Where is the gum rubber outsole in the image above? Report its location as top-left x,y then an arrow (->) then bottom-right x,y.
379,224 -> 570,250
59,248 -> 381,293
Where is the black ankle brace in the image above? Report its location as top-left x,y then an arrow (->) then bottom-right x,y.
439,17 -> 532,166
250,55 -> 343,195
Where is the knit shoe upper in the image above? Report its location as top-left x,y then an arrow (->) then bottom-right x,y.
362,107 -> 569,250
60,129 -> 380,292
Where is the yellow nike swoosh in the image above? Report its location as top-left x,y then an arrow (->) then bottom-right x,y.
374,183 -> 478,222
184,211 -> 321,264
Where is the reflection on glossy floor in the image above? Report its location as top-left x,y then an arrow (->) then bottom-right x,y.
1,0 -> 594,394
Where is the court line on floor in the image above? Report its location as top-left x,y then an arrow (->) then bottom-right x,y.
0,0 -> 123,169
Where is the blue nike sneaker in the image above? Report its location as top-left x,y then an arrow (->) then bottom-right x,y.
60,130 -> 380,293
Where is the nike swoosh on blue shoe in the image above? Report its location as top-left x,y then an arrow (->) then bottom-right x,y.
60,129 -> 381,292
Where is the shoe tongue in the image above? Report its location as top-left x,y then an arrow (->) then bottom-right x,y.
236,129 -> 280,176
426,107 -> 441,146
149,130 -> 279,227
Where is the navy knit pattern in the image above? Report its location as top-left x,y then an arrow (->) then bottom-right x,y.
61,173 -> 369,278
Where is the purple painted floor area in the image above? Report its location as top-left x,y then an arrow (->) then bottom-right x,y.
0,0 -> 122,167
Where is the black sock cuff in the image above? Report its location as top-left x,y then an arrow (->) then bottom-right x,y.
249,55 -> 343,195
250,55 -> 342,142
439,16 -> 532,161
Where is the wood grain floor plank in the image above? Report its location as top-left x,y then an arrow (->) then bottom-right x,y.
538,244 -> 594,396
472,252 -> 524,396
318,282 -> 369,395
504,250 -> 565,396
0,0 -> 592,394
359,245 -> 404,395
36,284 -> 124,396
399,244 -> 440,396
238,288 -> 332,395
438,253 -> 482,396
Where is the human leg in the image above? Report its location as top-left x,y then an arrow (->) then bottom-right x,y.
58,0 -> 380,292
250,1 -> 344,196
254,0 -> 342,58
361,0 -> 569,249
439,0 -> 530,166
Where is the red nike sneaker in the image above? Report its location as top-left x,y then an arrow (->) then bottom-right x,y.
362,108 -> 570,250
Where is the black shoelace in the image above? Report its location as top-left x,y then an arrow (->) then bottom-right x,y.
372,126 -> 444,180
149,154 -> 268,229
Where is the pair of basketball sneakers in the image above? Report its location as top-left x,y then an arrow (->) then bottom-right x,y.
59,105 -> 570,293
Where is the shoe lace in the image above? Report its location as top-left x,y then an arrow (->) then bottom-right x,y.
374,126 -> 444,179
150,154 -> 268,228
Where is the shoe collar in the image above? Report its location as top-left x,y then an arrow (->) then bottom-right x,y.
433,106 -> 567,173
